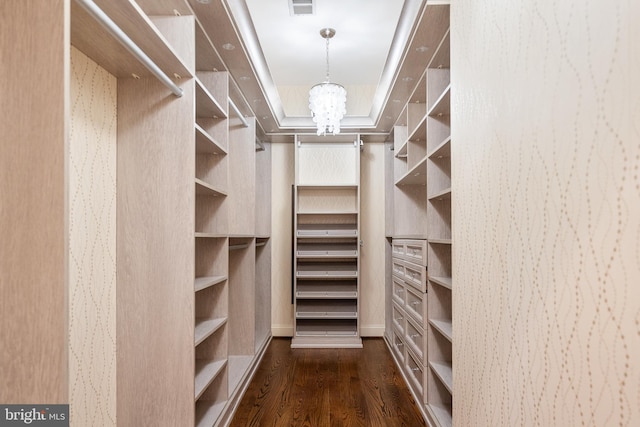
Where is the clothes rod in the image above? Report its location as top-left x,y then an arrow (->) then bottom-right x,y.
228,98 -> 249,127
75,0 -> 183,97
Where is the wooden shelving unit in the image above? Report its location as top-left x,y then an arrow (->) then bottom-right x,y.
383,3 -> 451,427
292,134 -> 362,348
426,27 -> 453,427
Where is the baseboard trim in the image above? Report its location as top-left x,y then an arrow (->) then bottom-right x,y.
271,325 -> 294,337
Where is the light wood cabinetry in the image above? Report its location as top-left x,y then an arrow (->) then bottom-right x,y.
384,3 -> 451,427
292,134 -> 363,348
425,27 -> 453,427
3,1 -> 271,425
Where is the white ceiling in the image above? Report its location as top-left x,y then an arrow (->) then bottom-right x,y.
245,0 -> 404,87
227,0 -> 426,130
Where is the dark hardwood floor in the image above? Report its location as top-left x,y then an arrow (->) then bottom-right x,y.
230,337 -> 425,427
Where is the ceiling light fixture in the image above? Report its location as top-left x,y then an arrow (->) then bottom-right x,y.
308,28 -> 346,136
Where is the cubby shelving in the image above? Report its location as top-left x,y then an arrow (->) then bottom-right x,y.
426,23 -> 453,427
292,134 -> 362,348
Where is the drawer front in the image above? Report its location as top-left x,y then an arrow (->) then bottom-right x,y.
403,260 -> 427,292
405,347 -> 425,400
391,258 -> 405,279
391,302 -> 405,336
405,317 -> 426,364
404,240 -> 427,266
405,286 -> 427,325
391,240 -> 406,258
392,330 -> 406,365
392,276 -> 406,306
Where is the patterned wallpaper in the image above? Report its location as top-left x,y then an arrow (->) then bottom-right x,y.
68,47 -> 117,426
451,1 -> 639,426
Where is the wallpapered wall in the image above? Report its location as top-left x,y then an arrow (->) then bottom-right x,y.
452,0 -> 639,426
69,47 -> 117,426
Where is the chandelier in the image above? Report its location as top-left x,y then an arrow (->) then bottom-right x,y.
309,28 -> 347,136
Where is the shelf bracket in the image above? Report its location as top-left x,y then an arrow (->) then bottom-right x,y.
74,0 -> 183,97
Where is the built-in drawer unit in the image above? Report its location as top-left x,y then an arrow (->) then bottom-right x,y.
405,285 -> 427,325
392,329 -> 406,365
405,346 -> 425,401
391,257 -> 405,278
405,316 -> 426,365
392,276 -> 406,306
403,240 -> 428,265
403,260 -> 427,292
392,301 -> 406,336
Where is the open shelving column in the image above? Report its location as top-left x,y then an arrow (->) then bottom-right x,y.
292,134 -> 362,348
193,69 -> 230,426
425,28 -> 453,427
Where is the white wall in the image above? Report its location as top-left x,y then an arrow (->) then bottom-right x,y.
452,0 -> 640,425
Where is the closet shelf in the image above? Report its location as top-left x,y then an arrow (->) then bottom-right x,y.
428,187 -> 451,201
195,232 -> 226,239
427,404 -> 452,427
395,141 -> 408,159
194,359 -> 227,400
429,318 -> 452,342
429,361 -> 453,394
196,178 -> 227,197
429,238 -> 452,245
195,124 -> 227,155
427,84 -> 451,118
70,0 -> 192,80
395,155 -> 428,186
195,401 -> 227,427
195,77 -> 227,119
194,317 -> 226,346
194,275 -> 226,292
407,116 -> 427,143
429,276 -> 452,290
427,136 -> 451,160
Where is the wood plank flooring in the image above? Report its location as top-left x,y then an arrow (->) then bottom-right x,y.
230,337 -> 426,426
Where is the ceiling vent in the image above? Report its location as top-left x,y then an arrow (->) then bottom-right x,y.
289,0 -> 314,16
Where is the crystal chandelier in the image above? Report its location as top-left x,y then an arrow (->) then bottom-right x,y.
309,28 -> 347,136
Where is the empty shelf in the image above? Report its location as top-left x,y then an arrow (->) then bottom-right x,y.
195,77 -> 226,119
429,276 -> 452,289
429,361 -> 453,394
296,223 -> 357,237
296,242 -> 358,258
195,317 -> 226,346
195,178 -> 227,197
296,262 -> 358,278
296,281 -> 357,298
194,275 -> 226,292
295,319 -> 358,336
296,300 -> 357,319
429,318 -> 452,342
195,359 -> 226,400
196,400 -> 227,427
427,404 -> 452,427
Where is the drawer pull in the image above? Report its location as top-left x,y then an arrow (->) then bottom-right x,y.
396,342 -> 403,347
410,333 -> 420,338
411,367 -> 421,372
411,301 -> 420,306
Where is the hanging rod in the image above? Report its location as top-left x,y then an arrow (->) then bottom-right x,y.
74,0 -> 183,97
228,98 -> 249,127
